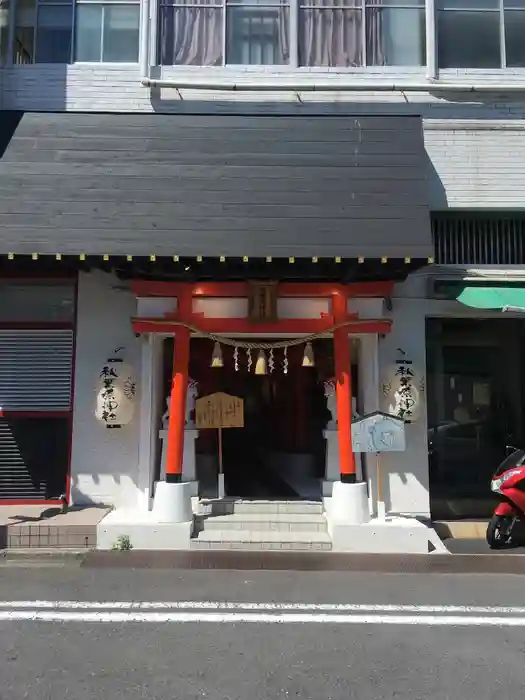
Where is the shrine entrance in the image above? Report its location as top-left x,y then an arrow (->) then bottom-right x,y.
135,279 -> 393,502
162,337 -> 337,499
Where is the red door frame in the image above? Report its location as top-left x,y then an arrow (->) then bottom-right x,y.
131,280 -> 394,483
0,275 -> 78,505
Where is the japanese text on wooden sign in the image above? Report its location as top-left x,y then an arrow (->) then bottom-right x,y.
195,392 -> 244,430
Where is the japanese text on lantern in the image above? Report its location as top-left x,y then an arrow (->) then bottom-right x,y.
395,360 -> 416,420
100,364 -> 118,424
195,392 -> 244,430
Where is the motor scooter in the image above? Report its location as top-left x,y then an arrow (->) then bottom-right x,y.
487,446 -> 525,549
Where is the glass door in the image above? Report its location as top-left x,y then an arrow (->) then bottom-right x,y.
427,318 -> 523,519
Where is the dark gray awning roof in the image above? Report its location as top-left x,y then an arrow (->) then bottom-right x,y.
0,112 -> 433,259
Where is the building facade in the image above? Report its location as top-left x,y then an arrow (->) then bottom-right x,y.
0,0 -> 524,535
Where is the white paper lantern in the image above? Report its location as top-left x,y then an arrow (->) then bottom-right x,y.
95,359 -> 136,428
381,358 -> 425,423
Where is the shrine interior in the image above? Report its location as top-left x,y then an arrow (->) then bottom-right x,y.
160,337 -> 359,499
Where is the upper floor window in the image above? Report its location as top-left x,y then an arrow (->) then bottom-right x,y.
13,0 -> 140,63
0,0 -> 8,64
158,0 -> 426,66
437,0 -> 525,67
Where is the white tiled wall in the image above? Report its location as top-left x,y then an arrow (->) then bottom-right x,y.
70,271 -> 143,509
425,121 -> 525,208
3,64 -> 525,115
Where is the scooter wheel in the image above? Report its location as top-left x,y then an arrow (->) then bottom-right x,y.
486,514 -> 513,549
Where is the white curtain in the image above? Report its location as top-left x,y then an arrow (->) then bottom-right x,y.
159,0 -> 223,65
299,0 -> 362,66
159,0 -> 424,66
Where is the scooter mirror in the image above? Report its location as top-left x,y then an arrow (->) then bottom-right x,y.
506,445 -> 517,456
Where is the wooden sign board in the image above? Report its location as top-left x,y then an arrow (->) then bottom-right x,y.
248,281 -> 278,323
195,392 -> 244,430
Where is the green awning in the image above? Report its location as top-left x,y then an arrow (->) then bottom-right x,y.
457,286 -> 525,310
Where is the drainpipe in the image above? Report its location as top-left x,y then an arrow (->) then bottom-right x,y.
139,0 -> 150,82
139,77 -> 525,93
425,0 -> 437,80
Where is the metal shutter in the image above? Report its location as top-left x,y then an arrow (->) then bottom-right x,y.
0,417 -> 70,500
0,329 -> 73,411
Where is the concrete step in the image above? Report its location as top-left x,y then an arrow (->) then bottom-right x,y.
197,513 -> 328,533
191,529 -> 332,551
197,499 -> 324,517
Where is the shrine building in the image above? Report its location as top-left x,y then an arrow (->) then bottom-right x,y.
0,111 -> 440,551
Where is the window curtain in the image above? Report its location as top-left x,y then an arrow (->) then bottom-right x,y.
159,0 -> 223,65
365,7 -> 385,65
0,0 -> 9,63
277,5 -> 290,64
299,0 -> 362,66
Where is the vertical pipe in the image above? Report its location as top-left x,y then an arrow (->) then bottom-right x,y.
6,0 -> 15,65
137,334 -> 156,508
140,0 -> 150,78
425,0 -> 437,78
149,0 -> 158,66
221,0 -> 227,65
70,0 -> 76,63
361,0 -> 366,67
289,0 -> 298,68
100,5 -> 105,61
499,0 -> 505,68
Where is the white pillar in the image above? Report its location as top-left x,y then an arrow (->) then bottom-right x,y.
357,333 -> 380,516
322,429 -> 339,496
182,428 -> 199,496
136,335 -> 162,511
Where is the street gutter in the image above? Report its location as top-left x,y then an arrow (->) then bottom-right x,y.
3,548 -> 525,573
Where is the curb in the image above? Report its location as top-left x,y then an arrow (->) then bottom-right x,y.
2,547 -> 524,574
81,549 -> 525,574
0,548 -> 91,564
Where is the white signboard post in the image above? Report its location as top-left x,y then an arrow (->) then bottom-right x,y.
351,411 -> 406,520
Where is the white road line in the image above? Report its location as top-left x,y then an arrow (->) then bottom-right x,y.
1,610 -> 525,626
0,601 -> 524,615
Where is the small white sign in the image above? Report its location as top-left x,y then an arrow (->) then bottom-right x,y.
352,411 -> 406,453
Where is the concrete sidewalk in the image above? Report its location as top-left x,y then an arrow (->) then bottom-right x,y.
434,520 -> 489,540
0,505 -> 110,549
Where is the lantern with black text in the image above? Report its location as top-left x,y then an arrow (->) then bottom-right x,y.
95,358 -> 136,428
381,351 -> 425,423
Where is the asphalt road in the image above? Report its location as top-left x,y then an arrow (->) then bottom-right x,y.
1,568 -> 525,700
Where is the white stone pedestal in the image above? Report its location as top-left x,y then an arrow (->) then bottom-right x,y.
322,429 -> 364,497
322,481 -> 448,554
152,481 -> 193,523
327,481 -> 371,525
97,482 -> 194,551
159,428 -> 199,497
328,516 -> 449,554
